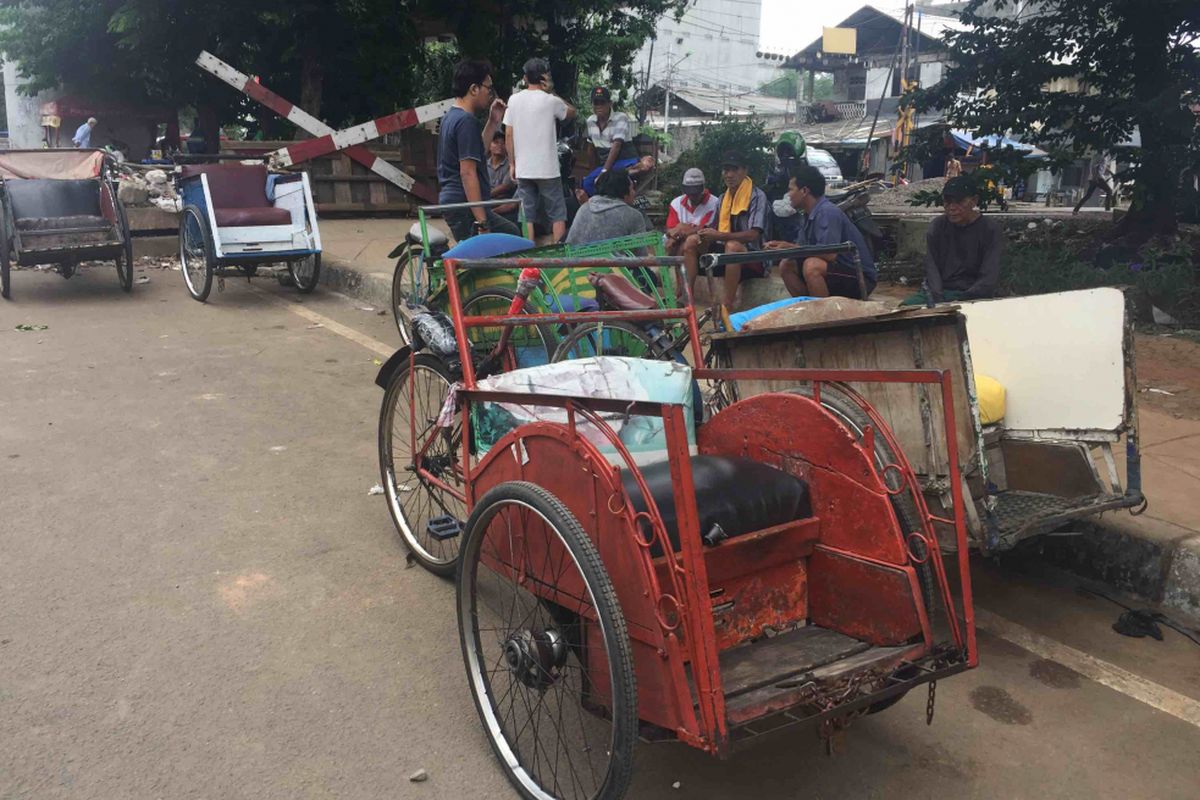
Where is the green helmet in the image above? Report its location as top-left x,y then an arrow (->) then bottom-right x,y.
775,131 -> 806,159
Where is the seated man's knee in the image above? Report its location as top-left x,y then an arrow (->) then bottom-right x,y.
779,258 -> 798,276
724,240 -> 747,253
801,257 -> 827,280
682,234 -> 702,253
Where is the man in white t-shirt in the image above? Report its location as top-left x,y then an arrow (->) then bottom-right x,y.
503,58 -> 576,241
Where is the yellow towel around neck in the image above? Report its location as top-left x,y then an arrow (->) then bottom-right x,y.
718,177 -> 753,233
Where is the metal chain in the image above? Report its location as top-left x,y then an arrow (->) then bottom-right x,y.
926,680 -> 937,725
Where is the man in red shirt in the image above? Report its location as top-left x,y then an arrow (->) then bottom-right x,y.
664,168 -> 720,258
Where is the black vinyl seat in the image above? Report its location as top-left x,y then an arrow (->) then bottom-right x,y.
7,179 -> 103,223
621,455 -> 812,555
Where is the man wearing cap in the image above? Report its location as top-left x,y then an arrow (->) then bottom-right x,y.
682,151 -> 769,308
72,117 -> 98,148
581,87 -> 655,197
771,164 -> 876,299
504,57 -> 576,242
664,168 -> 720,258
901,176 -> 1005,306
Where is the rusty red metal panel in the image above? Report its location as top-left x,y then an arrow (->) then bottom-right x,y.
807,546 -> 924,646
243,79 -> 295,119
698,393 -> 909,564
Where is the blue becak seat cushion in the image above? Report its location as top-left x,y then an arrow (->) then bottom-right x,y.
442,232 -> 535,260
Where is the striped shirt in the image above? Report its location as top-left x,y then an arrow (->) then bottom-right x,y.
586,112 -> 637,160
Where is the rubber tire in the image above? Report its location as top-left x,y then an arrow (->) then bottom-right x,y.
180,205 -> 214,302
391,246 -> 427,345
0,199 -> 10,300
289,253 -> 321,294
462,287 -> 557,366
114,193 -> 134,292
551,319 -> 663,362
457,481 -> 637,800
377,353 -> 463,577
789,385 -> 938,616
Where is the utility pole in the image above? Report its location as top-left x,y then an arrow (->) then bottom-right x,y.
663,39 -> 674,135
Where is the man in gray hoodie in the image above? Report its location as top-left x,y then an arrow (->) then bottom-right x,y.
565,167 -> 648,244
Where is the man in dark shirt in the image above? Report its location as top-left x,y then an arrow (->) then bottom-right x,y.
769,164 -> 876,299
437,60 -> 522,242
901,176 -> 1004,306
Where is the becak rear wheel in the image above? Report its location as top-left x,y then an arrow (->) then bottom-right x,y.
458,481 -> 637,800
180,205 -> 214,302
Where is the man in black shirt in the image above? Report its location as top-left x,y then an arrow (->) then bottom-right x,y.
437,60 -> 522,242
901,176 -> 1004,306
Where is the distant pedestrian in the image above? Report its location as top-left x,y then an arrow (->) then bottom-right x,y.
1073,159 -> 1116,213
945,153 -> 962,178
72,117 -> 98,148
503,58 -> 576,242
437,60 -> 520,242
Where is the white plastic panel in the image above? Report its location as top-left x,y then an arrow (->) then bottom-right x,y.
961,288 -> 1128,433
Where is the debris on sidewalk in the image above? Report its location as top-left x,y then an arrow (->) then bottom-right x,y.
409,768 -> 429,783
15,324 -> 48,331
367,484 -> 385,496
135,275 -> 151,284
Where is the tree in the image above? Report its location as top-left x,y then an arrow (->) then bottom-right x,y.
419,0 -> 689,101
910,0 -> 1200,237
658,116 -> 773,201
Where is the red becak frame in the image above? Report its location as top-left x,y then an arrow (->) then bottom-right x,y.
432,252 -> 977,756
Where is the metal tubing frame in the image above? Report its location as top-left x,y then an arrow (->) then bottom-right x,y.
698,242 -> 856,271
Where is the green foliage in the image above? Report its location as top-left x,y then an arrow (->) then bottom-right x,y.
908,0 -> 1200,226
758,71 -> 833,101
999,222 -> 1200,322
658,117 -> 773,203
418,0 -> 689,101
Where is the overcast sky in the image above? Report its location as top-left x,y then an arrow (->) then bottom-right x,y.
759,1 -> 930,55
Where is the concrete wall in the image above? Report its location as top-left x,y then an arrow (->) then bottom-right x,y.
3,61 -> 56,148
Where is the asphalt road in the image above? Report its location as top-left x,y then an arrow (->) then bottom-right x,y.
3,264 -> 1199,800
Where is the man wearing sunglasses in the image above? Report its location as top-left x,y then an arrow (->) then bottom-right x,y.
437,60 -> 522,242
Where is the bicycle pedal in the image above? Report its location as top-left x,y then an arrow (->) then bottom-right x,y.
426,515 -> 463,541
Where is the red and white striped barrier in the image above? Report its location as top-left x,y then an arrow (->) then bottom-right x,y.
195,51 -> 447,201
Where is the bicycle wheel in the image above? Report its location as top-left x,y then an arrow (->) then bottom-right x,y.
179,205 -> 214,302
377,353 -> 466,576
551,320 -> 661,363
289,253 -> 321,293
789,384 -> 938,615
391,246 -> 429,344
0,203 -> 10,300
114,194 -> 134,292
458,481 -> 637,800
462,287 -> 556,370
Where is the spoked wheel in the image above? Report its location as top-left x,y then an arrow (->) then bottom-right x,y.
458,482 -> 636,800
463,287 -> 556,370
115,194 -> 134,292
790,385 -> 938,614
391,246 -> 430,344
377,353 -> 466,576
289,253 -> 321,294
0,202 -> 10,300
180,205 -> 214,302
551,320 -> 662,362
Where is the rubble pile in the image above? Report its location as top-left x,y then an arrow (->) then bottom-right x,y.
115,165 -> 182,213
871,177 -> 947,208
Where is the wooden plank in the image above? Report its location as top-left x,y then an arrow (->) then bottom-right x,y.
330,154 -> 353,206
718,625 -> 869,699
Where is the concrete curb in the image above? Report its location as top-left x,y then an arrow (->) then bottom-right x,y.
1038,515 -> 1200,617
319,255 -> 393,311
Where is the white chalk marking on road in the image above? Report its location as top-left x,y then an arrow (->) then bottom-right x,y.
250,287 -> 394,358
976,607 -> 1200,729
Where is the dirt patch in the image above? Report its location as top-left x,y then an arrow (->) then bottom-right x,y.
1137,333 -> 1200,420
1028,658 -> 1082,689
969,685 -> 1034,725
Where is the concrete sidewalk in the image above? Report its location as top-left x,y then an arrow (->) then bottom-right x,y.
318,216 -> 1200,616
318,217 -> 449,311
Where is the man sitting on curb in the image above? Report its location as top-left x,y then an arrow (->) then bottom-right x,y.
770,164 -> 877,299
681,151 -> 768,308
901,176 -> 1004,306
664,168 -> 720,258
